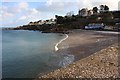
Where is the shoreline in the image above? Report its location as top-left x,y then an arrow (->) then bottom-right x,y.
55,34 -> 68,51
39,43 -> 119,78
36,29 -> 119,79
57,30 -> 119,60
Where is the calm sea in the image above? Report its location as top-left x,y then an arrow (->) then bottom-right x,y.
2,30 -> 74,78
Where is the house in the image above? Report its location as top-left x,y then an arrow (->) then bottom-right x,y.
78,8 -> 93,16
66,11 -> 74,17
88,10 -> 93,16
79,8 -> 88,16
45,20 -> 56,25
28,22 -> 34,25
28,19 -> 56,26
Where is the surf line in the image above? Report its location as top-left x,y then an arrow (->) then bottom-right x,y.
55,34 -> 68,51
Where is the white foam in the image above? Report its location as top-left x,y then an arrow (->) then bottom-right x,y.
55,34 -> 68,51
59,54 -> 74,67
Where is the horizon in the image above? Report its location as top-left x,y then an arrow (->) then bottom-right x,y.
0,0 -> 120,28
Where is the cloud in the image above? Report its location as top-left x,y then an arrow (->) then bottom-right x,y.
18,2 -> 28,9
1,6 -> 14,21
1,2 -> 41,27
28,8 -> 39,14
44,0 -> 119,14
37,0 -> 77,16
3,12 -> 14,18
76,0 -> 119,10
14,6 -> 42,26
19,8 -> 41,21
3,0 -> 48,2
77,0 -> 93,9
1,2 -> 28,17
14,2 -> 28,13
46,0 -> 53,6
118,1 -> 120,10
19,16 -> 27,20
92,0 -> 119,10
1,0 -> 119,27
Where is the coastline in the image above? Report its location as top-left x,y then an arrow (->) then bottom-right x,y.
3,30 -> 72,78
39,43 -> 119,78
55,34 -> 68,51
56,30 -> 118,60
36,29 -> 119,79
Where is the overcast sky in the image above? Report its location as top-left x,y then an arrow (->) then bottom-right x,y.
1,0 -> 120,27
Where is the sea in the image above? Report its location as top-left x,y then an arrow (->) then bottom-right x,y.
2,30 -> 74,78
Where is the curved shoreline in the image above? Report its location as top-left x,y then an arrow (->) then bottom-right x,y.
55,34 -> 68,51
40,43 -> 119,78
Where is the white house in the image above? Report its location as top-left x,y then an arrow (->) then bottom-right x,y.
88,10 -> 93,16
79,8 -> 88,16
78,8 -> 93,16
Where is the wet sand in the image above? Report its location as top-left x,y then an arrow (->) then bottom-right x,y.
36,29 -> 119,79
57,29 -> 119,61
39,43 -> 119,78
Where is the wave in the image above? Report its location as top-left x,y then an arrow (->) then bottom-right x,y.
55,34 -> 68,51
59,54 -> 74,67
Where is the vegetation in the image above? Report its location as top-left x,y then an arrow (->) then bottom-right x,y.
8,5 -> 120,33
92,7 -> 98,14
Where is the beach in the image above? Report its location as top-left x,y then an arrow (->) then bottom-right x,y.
36,29 -> 119,79
38,43 -> 119,78
57,29 -> 119,60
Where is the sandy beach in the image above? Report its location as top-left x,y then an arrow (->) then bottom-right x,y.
38,43 -> 119,78
36,29 -> 119,79
57,29 -> 119,60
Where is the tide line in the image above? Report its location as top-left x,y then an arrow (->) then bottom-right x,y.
55,34 -> 68,51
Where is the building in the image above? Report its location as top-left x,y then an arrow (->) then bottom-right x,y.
28,19 -> 56,26
88,10 -> 93,16
66,11 -> 74,17
79,8 -> 88,16
28,22 -> 34,25
45,20 -> 56,25
78,8 -> 93,16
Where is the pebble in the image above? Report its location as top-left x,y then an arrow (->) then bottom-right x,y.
37,43 -> 119,79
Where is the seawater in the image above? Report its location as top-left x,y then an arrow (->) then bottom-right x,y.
2,30 -> 74,78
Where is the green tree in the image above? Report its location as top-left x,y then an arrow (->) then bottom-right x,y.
55,15 -> 64,24
93,7 -> 98,14
100,5 -> 109,13
102,12 -> 113,20
100,5 -> 105,13
104,5 -> 109,11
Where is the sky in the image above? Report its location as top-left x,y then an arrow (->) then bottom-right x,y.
0,0 -> 120,27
